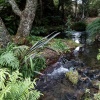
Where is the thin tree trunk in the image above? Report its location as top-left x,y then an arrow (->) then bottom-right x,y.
61,3 -> 65,20
82,4 -> 85,19
75,0 -> 78,18
40,0 -> 43,19
82,0 -> 85,19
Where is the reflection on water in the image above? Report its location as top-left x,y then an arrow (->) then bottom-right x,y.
72,31 -> 87,44
78,45 -> 100,68
72,31 -> 100,68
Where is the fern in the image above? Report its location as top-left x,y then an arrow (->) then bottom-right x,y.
0,51 -> 19,69
86,18 -> 100,40
0,69 -> 42,100
12,45 -> 29,58
0,68 -> 10,89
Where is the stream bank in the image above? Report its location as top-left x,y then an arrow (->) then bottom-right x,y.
36,31 -> 100,100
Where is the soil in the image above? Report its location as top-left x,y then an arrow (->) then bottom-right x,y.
85,17 -> 100,24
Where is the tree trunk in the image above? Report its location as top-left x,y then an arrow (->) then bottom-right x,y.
0,17 -> 11,47
81,0 -> 85,19
82,4 -> 85,19
17,0 -> 37,37
75,0 -> 78,18
40,0 -> 43,19
61,3 -> 65,20
9,0 -> 37,39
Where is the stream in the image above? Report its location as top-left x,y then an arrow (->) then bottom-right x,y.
36,31 -> 100,100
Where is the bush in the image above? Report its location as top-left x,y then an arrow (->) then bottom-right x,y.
86,18 -> 100,41
31,26 -> 47,35
47,16 -> 63,26
71,21 -> 87,31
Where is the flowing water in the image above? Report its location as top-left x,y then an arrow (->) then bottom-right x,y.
36,31 -> 100,100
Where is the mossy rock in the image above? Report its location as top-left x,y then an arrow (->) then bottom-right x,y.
65,70 -> 79,85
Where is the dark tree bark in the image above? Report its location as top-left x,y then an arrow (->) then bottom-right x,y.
39,0 -> 43,19
0,0 -> 37,46
8,0 -> 37,39
0,17 -> 11,47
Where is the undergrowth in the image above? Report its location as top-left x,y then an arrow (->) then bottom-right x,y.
0,69 -> 42,100
0,32 -> 60,100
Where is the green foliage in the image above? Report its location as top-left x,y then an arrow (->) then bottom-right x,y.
31,27 -> 47,35
89,0 -> 100,10
94,81 -> 100,100
86,18 -> 100,41
97,49 -> 100,60
0,51 -> 19,70
53,0 -> 59,7
72,21 -> 87,31
0,69 -> 42,100
27,36 -> 42,44
22,55 -> 46,77
30,55 -> 46,71
50,39 -> 70,54
65,15 -> 72,31
84,88 -> 91,100
0,33 -> 60,77
0,33 -> 60,99
84,81 -> 100,100
94,92 -> 100,100
0,44 -> 46,77
13,45 -> 29,58
48,16 -> 63,26
0,44 -> 29,70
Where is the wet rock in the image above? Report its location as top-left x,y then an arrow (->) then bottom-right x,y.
74,89 -> 85,100
47,66 -> 69,79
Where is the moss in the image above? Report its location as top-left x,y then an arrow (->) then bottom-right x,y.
65,70 -> 79,85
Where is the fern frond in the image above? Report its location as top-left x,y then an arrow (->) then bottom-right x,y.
0,68 -> 10,89
13,45 -> 29,58
0,70 -> 42,100
87,18 -> 100,40
0,52 -> 19,69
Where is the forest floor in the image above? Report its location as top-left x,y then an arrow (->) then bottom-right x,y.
85,17 -> 100,24
28,36 -> 79,66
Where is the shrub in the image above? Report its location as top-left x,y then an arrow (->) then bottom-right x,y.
31,26 -> 47,35
71,21 -> 87,31
22,55 -> 46,77
47,16 -> 63,26
86,18 -> 100,41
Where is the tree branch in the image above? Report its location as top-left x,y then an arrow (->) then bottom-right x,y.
25,0 -> 37,12
8,0 -> 22,17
